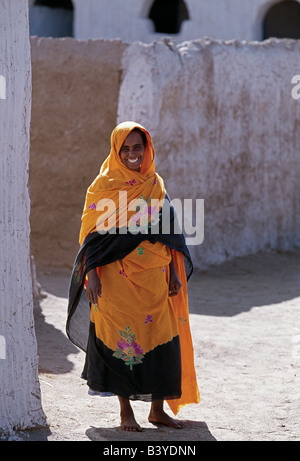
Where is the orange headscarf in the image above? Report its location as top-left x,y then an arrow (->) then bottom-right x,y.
79,121 -> 166,245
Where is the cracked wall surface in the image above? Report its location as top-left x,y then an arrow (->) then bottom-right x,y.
118,38 -> 300,268
30,37 -> 300,270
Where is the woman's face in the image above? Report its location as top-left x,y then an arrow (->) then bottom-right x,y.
119,130 -> 145,172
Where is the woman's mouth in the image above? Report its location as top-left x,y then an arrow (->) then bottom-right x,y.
127,157 -> 139,164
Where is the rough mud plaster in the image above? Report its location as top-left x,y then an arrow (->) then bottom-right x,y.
118,38 -> 300,269
30,37 -> 128,267
0,1 -> 46,433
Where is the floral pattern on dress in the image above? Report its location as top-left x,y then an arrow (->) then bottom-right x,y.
113,326 -> 144,370
88,202 -> 96,210
144,315 -> 152,324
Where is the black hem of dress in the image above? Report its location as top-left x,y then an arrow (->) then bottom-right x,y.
81,322 -> 182,403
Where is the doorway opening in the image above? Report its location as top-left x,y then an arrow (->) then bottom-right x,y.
149,0 -> 189,34
30,0 -> 74,37
263,0 -> 300,39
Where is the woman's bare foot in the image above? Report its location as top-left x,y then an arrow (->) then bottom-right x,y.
118,396 -> 143,432
148,400 -> 184,429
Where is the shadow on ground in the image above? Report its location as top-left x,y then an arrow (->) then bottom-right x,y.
189,250 -> 300,316
34,267 -> 79,375
86,420 -> 216,441
34,298 -> 78,375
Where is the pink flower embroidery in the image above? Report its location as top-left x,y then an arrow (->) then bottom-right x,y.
113,326 -> 144,370
88,202 -> 96,210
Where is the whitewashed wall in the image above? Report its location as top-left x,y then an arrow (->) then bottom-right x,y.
0,0 -> 46,434
72,0 -> 294,42
118,37 -> 300,269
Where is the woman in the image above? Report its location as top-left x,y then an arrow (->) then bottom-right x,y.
67,121 -> 199,432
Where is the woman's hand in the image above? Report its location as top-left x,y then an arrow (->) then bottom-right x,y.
168,258 -> 182,297
85,268 -> 102,305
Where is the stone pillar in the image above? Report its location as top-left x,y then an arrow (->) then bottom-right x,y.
0,0 -> 46,434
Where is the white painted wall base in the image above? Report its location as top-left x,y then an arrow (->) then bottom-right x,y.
0,0 -> 46,434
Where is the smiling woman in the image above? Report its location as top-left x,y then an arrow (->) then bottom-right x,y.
67,121 -> 199,432
119,129 -> 146,172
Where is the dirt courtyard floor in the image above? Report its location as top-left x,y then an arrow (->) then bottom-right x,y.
15,251 -> 300,441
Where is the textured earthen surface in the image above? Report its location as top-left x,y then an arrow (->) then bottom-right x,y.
118,38 -> 300,269
30,37 -> 128,267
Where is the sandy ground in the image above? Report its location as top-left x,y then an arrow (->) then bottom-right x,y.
12,251 -> 300,441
